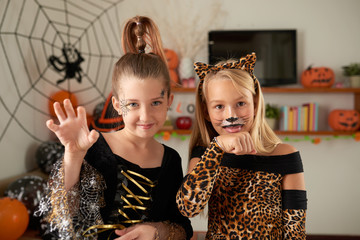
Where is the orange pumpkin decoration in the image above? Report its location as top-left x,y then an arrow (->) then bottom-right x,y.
48,90 -> 78,117
164,49 -> 179,86
164,48 -> 179,69
328,109 -> 360,131
301,66 -> 335,88
0,197 -> 29,240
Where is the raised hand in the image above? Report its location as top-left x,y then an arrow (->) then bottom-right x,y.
216,132 -> 256,155
47,99 -> 99,190
46,99 -> 99,155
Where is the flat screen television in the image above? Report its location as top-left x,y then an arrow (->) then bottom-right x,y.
208,30 -> 297,86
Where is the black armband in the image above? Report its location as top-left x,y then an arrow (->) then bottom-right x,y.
282,190 -> 307,210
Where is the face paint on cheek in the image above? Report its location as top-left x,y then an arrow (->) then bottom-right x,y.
160,89 -> 165,98
212,118 -> 224,126
119,98 -> 130,117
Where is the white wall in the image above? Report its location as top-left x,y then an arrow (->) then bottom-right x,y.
1,0 -> 360,236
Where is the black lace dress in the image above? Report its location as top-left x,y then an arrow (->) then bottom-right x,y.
36,133 -> 192,239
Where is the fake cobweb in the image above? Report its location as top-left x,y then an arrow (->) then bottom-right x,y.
0,0 -> 126,144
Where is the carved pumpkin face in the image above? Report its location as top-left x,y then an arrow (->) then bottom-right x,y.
301,66 -> 335,88
164,48 -> 179,69
328,109 -> 360,131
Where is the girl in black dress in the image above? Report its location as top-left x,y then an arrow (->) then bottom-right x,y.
36,16 -> 192,240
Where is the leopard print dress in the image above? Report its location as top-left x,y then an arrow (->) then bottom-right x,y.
176,140 -> 307,239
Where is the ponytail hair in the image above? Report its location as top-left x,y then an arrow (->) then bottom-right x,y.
112,16 -> 170,99
121,16 -> 167,64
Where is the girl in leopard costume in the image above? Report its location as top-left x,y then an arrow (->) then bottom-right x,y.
176,53 -> 307,239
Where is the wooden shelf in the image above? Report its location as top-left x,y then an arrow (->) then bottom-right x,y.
275,130 -> 357,136
158,130 -> 357,136
261,87 -> 360,93
172,87 -> 196,93
169,87 -> 360,136
173,86 -> 360,93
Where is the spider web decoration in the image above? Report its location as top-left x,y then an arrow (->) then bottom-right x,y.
0,0 -> 126,146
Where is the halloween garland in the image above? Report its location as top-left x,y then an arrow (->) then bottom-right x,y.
155,130 -> 360,143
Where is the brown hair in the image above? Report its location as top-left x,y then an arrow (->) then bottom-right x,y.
112,16 -> 170,99
189,62 -> 281,159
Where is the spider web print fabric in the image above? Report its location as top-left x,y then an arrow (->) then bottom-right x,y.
0,0 -> 125,147
35,159 -> 106,239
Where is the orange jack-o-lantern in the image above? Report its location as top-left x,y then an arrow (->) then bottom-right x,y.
301,66 -> 335,88
328,109 -> 360,131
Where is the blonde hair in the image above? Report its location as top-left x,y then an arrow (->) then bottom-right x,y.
189,62 -> 281,159
112,16 -> 170,99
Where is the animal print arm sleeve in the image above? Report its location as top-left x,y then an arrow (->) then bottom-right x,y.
176,139 -> 224,218
282,190 -> 307,239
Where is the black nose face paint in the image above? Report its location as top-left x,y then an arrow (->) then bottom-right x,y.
226,117 -> 238,123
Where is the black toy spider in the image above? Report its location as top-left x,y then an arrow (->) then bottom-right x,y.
49,44 -> 84,84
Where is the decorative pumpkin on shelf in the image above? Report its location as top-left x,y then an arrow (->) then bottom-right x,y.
328,109 -> 360,131
164,48 -> 179,87
301,66 -> 335,88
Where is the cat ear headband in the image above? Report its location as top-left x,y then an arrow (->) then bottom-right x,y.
194,52 -> 258,95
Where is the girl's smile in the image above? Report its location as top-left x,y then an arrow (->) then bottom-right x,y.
222,124 -> 244,133
137,123 -> 155,130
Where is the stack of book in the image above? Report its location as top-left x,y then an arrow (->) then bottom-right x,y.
279,103 -> 319,131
